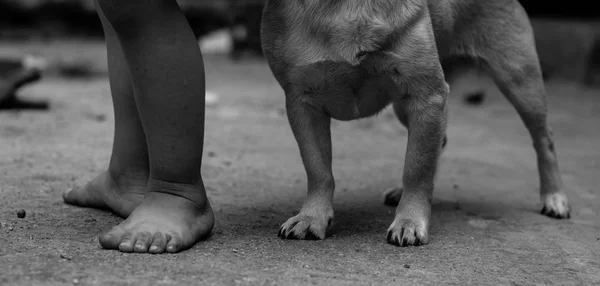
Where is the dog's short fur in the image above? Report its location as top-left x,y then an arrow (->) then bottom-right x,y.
260,0 -> 571,247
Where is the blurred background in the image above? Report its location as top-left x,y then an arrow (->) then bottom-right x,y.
0,0 -> 266,109
0,0 -> 599,100
0,0 -> 599,85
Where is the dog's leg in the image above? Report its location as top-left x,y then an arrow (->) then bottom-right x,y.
383,103 -> 448,206
485,57 -> 570,218
376,10 -> 450,247
480,16 -> 570,219
278,92 -> 334,240
386,77 -> 448,246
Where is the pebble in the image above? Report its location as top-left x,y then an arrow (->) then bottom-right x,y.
464,90 -> 486,105
17,209 -> 26,219
404,264 -> 411,269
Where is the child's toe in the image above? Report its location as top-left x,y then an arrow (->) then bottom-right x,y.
99,227 -> 126,250
149,232 -> 167,254
166,234 -> 183,253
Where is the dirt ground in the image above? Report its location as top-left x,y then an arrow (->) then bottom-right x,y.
1,40 -> 599,286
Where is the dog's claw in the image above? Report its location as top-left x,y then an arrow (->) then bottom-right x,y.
387,219 -> 428,247
280,221 -> 300,239
540,193 -> 570,219
541,206 -> 570,219
278,214 -> 330,240
286,231 -> 297,240
414,234 -> 423,246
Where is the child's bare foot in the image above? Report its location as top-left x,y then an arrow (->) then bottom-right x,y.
98,179 -> 214,254
63,171 -> 147,218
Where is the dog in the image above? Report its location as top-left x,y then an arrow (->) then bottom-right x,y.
260,0 -> 571,247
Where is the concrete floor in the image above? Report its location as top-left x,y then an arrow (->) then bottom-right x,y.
0,41 -> 599,285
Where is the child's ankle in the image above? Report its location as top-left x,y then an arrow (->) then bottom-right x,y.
146,177 -> 209,207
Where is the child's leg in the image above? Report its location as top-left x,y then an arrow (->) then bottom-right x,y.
94,0 -> 214,254
63,2 -> 149,217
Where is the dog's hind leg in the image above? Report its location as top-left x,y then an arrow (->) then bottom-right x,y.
277,90 -> 335,240
383,102 -> 448,207
479,10 -> 570,219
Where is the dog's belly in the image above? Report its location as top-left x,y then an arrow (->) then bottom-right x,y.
289,60 -> 397,121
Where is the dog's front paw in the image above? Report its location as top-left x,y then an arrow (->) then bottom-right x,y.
386,217 -> 428,247
278,214 -> 332,240
383,187 -> 403,206
541,192 -> 570,219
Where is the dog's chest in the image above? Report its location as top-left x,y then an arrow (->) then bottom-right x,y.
263,1 -> 416,120
288,60 -> 398,121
